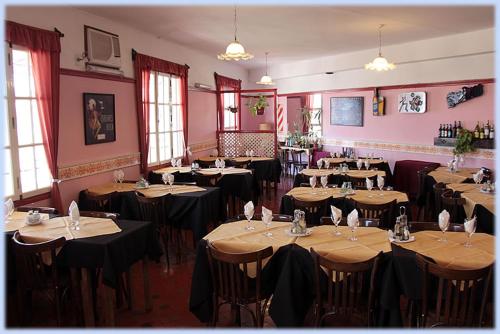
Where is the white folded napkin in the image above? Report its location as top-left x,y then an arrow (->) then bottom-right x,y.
330,205 -> 342,223
438,209 -> 450,230
244,201 -> 254,215
473,170 -> 484,184
377,175 -> 384,189
364,160 -> 371,169
347,209 -> 359,228
317,159 -> 323,169
162,173 -> 170,183
220,159 -> 225,168
309,176 -> 317,188
366,178 -> 373,190
168,173 -> 175,184
176,159 -> 182,167
211,149 -> 218,157
320,175 -> 328,187
262,206 -> 272,223
171,158 -> 177,167
356,160 -> 363,169
215,158 -> 221,168
464,216 -> 477,234
69,200 -> 80,222
115,169 -> 124,182
4,198 -> 14,216
324,160 -> 330,169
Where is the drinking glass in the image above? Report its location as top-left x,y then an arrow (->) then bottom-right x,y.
464,218 -> 477,248
262,216 -> 273,237
331,214 -> 341,236
168,174 -> 175,191
365,161 -> 371,170
356,160 -> 363,170
244,208 -> 255,231
378,178 -> 385,195
438,220 -> 449,242
349,221 -> 358,241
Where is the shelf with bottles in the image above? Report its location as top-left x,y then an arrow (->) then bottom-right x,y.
433,137 -> 494,149
435,120 -> 494,149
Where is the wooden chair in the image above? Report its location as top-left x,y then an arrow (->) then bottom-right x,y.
350,199 -> 396,229
348,175 -> 377,190
194,171 -> 222,187
292,198 -> 328,226
16,206 -> 58,215
11,231 -> 67,326
291,150 -> 308,175
432,182 -> 447,219
311,249 -> 383,327
415,254 -> 493,327
135,192 -> 176,269
408,221 -> 464,233
229,213 -> 293,223
320,216 -> 380,228
197,160 -> 213,168
441,189 -> 466,224
83,190 -> 119,212
206,242 -> 273,327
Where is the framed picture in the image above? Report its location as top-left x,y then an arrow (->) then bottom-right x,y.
83,93 -> 116,145
330,97 -> 364,126
398,92 -> 426,113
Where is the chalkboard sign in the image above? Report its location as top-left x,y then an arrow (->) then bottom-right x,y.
330,97 -> 364,126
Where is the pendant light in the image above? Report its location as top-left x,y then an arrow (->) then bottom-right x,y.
365,24 -> 395,71
217,6 -> 253,61
256,52 -> 275,85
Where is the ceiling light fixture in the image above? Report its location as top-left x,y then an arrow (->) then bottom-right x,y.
217,6 -> 253,61
256,52 -> 275,85
365,24 -> 395,71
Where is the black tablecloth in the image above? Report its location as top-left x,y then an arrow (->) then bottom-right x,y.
79,187 -> 223,242
6,219 -> 162,289
148,170 -> 195,184
248,159 -> 282,183
215,172 -> 259,203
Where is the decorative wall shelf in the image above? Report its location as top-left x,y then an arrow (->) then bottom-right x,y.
433,137 -> 495,150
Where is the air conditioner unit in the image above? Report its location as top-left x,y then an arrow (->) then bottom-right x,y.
85,25 -> 121,69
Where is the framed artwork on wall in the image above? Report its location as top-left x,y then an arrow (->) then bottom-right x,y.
330,96 -> 364,126
398,92 -> 426,113
83,93 -> 116,145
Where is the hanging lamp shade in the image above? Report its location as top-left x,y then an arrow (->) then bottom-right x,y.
256,52 -> 275,85
218,6 -> 253,61
365,24 -> 395,71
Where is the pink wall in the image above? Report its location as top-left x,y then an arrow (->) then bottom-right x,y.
287,96 -> 303,132
240,96 -> 275,131
187,89 -> 217,160
58,74 -> 141,210
321,82 -> 495,170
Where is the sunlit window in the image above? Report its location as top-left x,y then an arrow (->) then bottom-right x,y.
4,46 -> 51,200
309,93 -> 322,137
147,71 -> 184,166
223,92 -> 238,130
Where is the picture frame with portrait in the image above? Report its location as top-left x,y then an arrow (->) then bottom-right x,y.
83,93 -> 116,145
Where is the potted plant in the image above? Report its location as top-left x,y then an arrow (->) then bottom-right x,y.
225,106 -> 238,114
247,95 -> 269,116
453,129 -> 475,155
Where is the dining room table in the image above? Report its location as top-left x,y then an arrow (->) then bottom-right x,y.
188,218 -> 495,327
148,166 -> 194,184
446,183 -> 495,234
79,182 -> 223,242
294,168 -> 387,188
4,211 -> 162,326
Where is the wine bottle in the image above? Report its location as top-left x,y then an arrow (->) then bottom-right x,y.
438,124 -> 442,138
452,121 -> 457,138
448,124 -> 452,138
474,122 -> 480,139
480,123 -> 485,139
489,123 -> 495,140
485,120 -> 490,138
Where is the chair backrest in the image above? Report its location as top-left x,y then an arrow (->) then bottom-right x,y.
416,166 -> 436,204
415,254 -> 493,327
319,216 -> 380,228
433,182 -> 447,217
409,221 -> 464,233
84,190 -> 119,212
135,192 -> 171,228
11,231 -> 66,290
350,199 -> 396,229
197,160 -> 213,169
441,189 -> 466,224
292,198 -> 328,226
79,210 -> 119,223
230,213 -> 293,223
348,175 -> 377,189
311,249 -> 382,327
194,171 -> 222,187
206,242 -> 273,308
231,159 -> 251,169
16,206 -> 58,215
291,150 -> 306,164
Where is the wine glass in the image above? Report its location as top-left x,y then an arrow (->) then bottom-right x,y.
438,219 -> 449,242
348,220 -> 358,241
378,177 -> 385,195
244,207 -> 255,231
331,213 -> 341,236
356,160 -> 363,170
168,174 -> 175,191
464,218 -> 477,248
317,159 -> 323,170
70,211 -> 80,231
367,179 -> 373,197
310,176 -> 317,194
162,173 -> 169,186
262,216 -> 273,237
365,160 -> 371,170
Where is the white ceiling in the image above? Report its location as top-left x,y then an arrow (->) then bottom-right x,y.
78,5 -> 494,70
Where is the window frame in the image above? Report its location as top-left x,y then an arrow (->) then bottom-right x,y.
4,45 -> 51,200
309,93 -> 322,137
223,91 -> 238,130
147,71 -> 184,167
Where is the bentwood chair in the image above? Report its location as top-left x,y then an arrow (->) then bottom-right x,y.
319,216 -> 380,228
415,254 -> 493,327
83,190 -> 119,212
206,242 -> 273,327
408,221 -> 464,233
11,231 -> 67,326
311,249 -> 383,327
79,210 -> 119,223
441,189 -> 466,224
432,182 -> 447,219
16,206 -> 58,215
292,198 -> 328,226
349,199 -> 396,229
194,171 -> 222,187
231,159 -> 251,169
135,192 -> 176,269
347,175 -> 377,190
416,166 -> 437,221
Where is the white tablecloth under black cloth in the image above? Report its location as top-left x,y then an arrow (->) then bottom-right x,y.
79,187 -> 224,242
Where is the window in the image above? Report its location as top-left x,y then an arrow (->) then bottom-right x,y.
148,71 -> 184,166
309,93 -> 322,137
223,92 -> 238,130
4,46 -> 51,200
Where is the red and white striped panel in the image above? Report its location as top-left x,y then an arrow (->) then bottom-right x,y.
277,104 -> 284,132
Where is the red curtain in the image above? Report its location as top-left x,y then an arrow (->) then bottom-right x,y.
5,21 -> 62,213
133,51 -> 189,172
214,72 -> 241,131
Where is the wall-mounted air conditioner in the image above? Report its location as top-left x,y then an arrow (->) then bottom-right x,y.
85,25 -> 121,69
